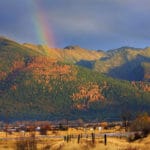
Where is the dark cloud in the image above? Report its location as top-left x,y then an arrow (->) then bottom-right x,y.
0,0 -> 150,50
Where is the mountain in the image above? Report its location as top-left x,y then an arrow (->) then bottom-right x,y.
0,37 -> 150,121
94,47 -> 150,81
23,44 -> 106,63
23,44 -> 150,81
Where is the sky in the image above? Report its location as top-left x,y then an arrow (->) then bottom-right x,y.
0,0 -> 150,50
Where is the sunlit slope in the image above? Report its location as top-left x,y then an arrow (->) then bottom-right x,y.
23,44 -> 106,63
63,46 -> 106,63
0,37 -> 40,80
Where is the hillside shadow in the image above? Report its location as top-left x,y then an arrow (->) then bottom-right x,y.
0,69 -> 21,92
108,55 -> 150,81
76,60 -> 95,69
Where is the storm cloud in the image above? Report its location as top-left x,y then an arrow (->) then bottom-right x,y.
0,0 -> 150,50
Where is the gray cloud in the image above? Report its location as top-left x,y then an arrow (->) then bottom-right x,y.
0,0 -> 150,49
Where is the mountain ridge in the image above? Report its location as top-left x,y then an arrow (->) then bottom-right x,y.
1,37 -> 150,81
0,37 -> 150,121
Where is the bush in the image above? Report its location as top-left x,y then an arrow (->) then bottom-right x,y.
15,136 -> 37,150
130,113 -> 150,137
39,125 -> 51,135
40,127 -> 47,135
127,132 -> 142,142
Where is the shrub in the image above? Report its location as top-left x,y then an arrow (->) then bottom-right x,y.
127,132 -> 142,142
15,136 -> 37,150
130,113 -> 150,136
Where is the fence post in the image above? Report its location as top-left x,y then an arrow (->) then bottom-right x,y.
77,134 -> 80,144
91,133 -> 95,144
64,136 -> 66,142
67,135 -> 69,143
104,134 -> 107,145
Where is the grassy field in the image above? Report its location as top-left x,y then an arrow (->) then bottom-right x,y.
0,129 -> 150,150
1,136 -> 150,150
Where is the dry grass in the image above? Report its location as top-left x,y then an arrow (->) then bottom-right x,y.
0,130 -> 150,150
59,136 -> 150,150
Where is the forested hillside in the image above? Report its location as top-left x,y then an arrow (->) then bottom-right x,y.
0,37 -> 150,121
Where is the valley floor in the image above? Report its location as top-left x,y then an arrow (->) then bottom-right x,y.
0,129 -> 150,150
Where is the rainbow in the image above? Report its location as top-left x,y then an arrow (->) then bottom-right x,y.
32,0 -> 55,48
